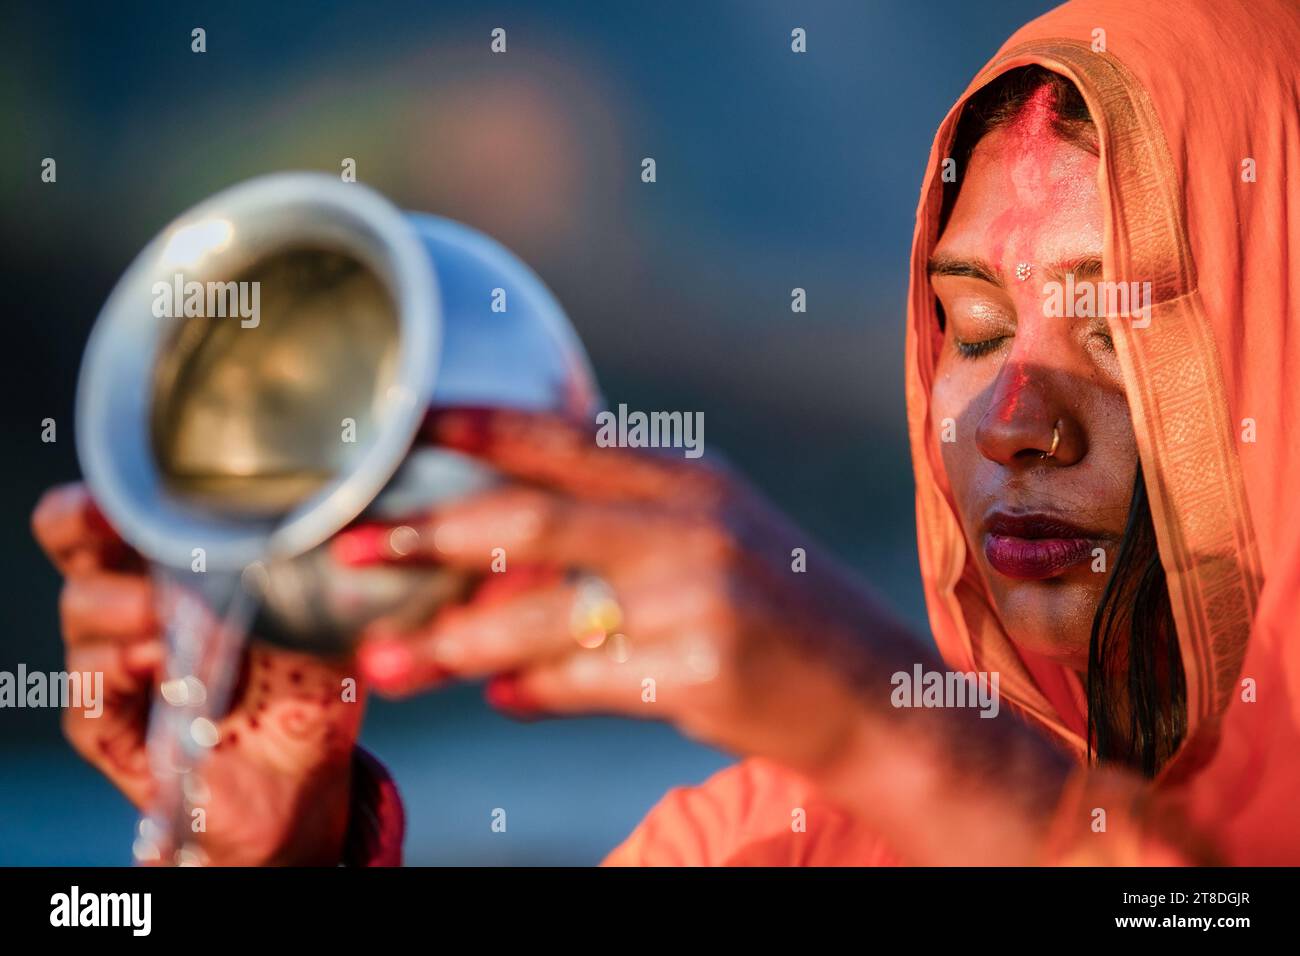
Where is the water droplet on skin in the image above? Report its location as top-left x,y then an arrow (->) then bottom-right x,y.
684,639 -> 720,682
182,774 -> 211,805
606,633 -> 631,663
175,845 -> 206,867
183,676 -> 207,706
161,678 -> 189,706
388,525 -> 420,556
190,717 -> 221,748
241,561 -> 270,594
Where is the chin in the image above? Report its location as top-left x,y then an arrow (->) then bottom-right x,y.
991,577 -> 1099,673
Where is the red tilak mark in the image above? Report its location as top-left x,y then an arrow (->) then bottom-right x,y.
288,670 -> 303,685
983,84 -> 1067,272
1010,83 -> 1058,139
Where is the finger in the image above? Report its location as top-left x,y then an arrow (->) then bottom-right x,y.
62,638 -> 163,810
471,563 -> 564,603
60,573 -> 159,647
357,583 -> 580,694
422,407 -> 726,505
32,483 -> 135,575
358,559 -> 726,696
333,485 -> 731,572
495,637 -> 706,719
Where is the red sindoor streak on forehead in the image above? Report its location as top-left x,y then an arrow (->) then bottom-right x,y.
983,83 -> 1067,273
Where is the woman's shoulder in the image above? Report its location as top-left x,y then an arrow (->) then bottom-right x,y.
602,758 -> 900,866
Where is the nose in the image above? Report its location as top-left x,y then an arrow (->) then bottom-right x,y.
974,359 -> 1083,466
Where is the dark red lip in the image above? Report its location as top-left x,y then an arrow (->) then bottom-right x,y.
982,511 -> 1104,581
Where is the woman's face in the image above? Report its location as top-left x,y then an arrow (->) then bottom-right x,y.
928,112 -> 1137,673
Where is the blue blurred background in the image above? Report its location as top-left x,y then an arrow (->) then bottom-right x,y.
1,0 -> 1055,864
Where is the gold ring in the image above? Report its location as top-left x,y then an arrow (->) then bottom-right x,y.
1042,424 -> 1061,459
568,574 -> 623,650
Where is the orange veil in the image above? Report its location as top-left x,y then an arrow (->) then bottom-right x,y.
608,0 -> 1300,865
907,0 -> 1300,866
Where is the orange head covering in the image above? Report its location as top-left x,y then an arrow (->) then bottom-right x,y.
907,0 -> 1300,861
607,0 -> 1300,867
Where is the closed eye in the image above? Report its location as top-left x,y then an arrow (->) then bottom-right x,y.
1089,329 -> 1115,353
954,336 -> 1008,358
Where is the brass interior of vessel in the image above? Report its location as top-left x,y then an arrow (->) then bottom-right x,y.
150,247 -> 400,517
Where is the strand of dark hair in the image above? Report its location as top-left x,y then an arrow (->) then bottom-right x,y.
1087,463 -> 1186,776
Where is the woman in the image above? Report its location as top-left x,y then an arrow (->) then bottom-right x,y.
32,0 -> 1300,865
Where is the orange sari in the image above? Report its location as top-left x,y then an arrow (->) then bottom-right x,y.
606,0 -> 1300,866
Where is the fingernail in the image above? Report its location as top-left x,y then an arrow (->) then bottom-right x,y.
332,526 -> 390,566
485,674 -> 536,714
429,408 -> 491,452
358,641 -> 414,686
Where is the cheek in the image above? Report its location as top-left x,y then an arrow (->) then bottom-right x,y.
1099,380 -> 1137,446
1088,387 -> 1140,495
929,356 -> 986,520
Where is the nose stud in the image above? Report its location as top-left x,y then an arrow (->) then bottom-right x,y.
1015,262 -> 1033,282
1041,424 -> 1061,459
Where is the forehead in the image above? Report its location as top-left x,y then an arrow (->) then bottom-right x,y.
936,125 -> 1103,266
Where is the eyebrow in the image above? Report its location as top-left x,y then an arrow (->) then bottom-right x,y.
1044,255 -> 1103,284
927,253 -> 1104,287
927,253 -> 1002,287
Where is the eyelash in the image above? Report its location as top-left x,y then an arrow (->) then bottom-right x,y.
953,332 -> 1115,359
954,336 -> 1006,359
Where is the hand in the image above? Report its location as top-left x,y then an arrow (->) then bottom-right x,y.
32,483 -> 363,866
344,408 -> 917,774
